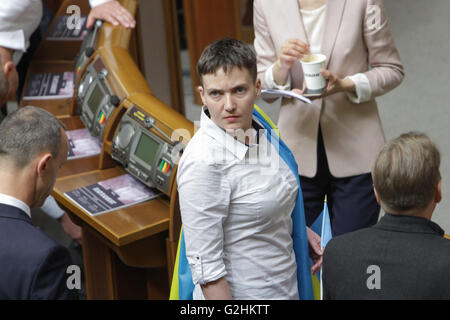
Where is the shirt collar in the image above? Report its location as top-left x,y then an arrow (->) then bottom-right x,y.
376,213 -> 445,237
200,106 -> 254,161
0,193 -> 31,219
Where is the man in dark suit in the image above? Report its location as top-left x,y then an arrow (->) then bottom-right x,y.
322,132 -> 450,300
0,106 -> 77,299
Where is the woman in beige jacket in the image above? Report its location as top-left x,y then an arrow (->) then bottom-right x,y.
254,0 -> 404,236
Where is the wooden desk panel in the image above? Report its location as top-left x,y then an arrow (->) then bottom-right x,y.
53,166 -> 171,299
53,166 -> 170,247
19,60 -> 75,117
34,0 -> 91,61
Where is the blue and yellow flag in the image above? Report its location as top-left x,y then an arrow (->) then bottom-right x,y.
170,105 -> 314,300
310,198 -> 332,299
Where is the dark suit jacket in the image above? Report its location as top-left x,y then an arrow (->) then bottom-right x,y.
323,214 -> 450,300
0,203 -> 77,299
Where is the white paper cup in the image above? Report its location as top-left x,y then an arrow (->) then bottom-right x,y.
300,54 -> 327,93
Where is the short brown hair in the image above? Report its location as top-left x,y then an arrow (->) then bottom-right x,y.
197,38 -> 257,85
372,132 -> 441,213
0,106 -> 64,167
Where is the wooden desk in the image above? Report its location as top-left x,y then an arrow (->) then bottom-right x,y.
53,166 -> 170,299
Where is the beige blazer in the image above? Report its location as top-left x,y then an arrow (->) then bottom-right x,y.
254,0 -> 404,178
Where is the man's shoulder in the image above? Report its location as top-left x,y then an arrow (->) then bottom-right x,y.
0,212 -> 65,260
324,223 -> 450,261
323,227 -> 380,267
326,227 -> 373,250
0,213 -> 73,299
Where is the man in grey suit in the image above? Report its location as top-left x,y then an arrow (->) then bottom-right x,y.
0,106 -> 77,299
322,132 -> 450,300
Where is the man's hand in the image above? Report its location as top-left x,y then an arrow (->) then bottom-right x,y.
87,1 -> 136,29
306,226 -> 323,275
60,213 -> 82,244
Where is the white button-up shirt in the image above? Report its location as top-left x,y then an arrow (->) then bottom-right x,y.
177,107 -> 299,300
89,0 -> 113,7
0,0 -> 43,63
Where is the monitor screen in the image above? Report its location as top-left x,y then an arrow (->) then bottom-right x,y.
86,84 -> 103,115
134,133 -> 160,167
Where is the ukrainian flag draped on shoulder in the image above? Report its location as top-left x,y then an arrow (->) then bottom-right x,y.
170,105 -> 314,300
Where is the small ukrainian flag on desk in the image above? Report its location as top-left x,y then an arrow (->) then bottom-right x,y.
98,111 -> 106,125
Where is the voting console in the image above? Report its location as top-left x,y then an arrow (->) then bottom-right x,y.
112,106 -> 178,196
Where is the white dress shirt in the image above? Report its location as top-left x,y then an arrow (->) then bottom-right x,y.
177,107 -> 299,300
0,0 -> 43,63
266,3 -> 372,103
89,0 -> 113,8
41,195 -> 65,219
0,193 -> 31,218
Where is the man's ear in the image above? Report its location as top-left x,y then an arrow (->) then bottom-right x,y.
36,153 -> 52,177
3,60 -> 15,76
435,180 -> 442,203
197,86 -> 207,106
373,186 -> 381,205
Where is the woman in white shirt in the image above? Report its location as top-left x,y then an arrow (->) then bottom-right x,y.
177,38 -> 322,300
254,0 -> 404,236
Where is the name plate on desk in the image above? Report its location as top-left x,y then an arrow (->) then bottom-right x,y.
64,174 -> 161,216
47,15 -> 88,41
23,72 -> 74,100
67,128 -> 101,160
